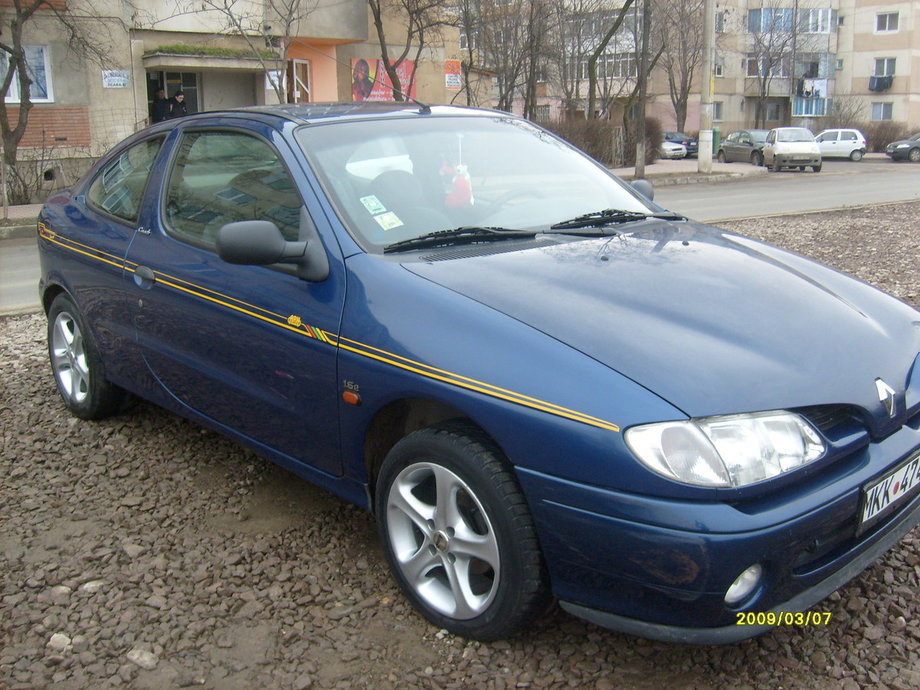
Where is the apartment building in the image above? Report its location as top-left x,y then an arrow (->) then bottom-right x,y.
703,0 -> 919,134
2,0 -> 467,196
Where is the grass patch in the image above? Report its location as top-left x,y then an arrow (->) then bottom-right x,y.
145,44 -> 277,60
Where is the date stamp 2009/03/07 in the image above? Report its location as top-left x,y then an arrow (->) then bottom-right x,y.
736,611 -> 832,626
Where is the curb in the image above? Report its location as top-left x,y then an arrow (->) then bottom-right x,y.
0,224 -> 36,241
620,170 -> 768,186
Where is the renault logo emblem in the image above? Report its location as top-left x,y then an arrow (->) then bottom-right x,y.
875,378 -> 897,418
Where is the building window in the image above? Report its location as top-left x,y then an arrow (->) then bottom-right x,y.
799,8 -> 831,33
746,55 -> 789,78
747,8 -> 794,33
459,29 -> 479,52
874,58 -> 895,77
836,59 -> 843,71
712,101 -> 723,121
714,11 -> 725,33
713,55 -> 724,77
578,53 -> 637,80
533,105 -> 551,121
876,12 -> 898,32
2,45 -> 53,103
871,102 -> 893,121
793,97 -> 828,117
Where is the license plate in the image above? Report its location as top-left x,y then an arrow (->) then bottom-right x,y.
860,452 -> 920,527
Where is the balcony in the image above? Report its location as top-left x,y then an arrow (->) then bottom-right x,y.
868,75 -> 893,92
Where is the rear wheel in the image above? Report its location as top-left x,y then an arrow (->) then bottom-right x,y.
375,421 -> 549,640
751,152 -> 763,166
850,149 -> 864,162
812,163 -> 822,173
909,147 -> 920,163
47,294 -> 128,419
717,150 -> 726,163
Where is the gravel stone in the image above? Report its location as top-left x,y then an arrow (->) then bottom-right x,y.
1,201 -> 918,688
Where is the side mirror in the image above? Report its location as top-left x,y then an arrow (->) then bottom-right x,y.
631,178 -> 654,201
218,220 -> 306,265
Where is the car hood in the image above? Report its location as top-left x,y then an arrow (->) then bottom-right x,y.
404,221 -> 920,426
888,139 -> 920,147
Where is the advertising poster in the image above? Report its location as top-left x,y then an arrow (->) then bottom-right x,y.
444,60 -> 462,90
352,58 -> 416,102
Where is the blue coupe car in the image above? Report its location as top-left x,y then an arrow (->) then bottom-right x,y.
38,104 -> 920,643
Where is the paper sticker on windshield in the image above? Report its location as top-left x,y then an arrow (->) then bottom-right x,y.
361,195 -> 387,215
374,212 -> 404,231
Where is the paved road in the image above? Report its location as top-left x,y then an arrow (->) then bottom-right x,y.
0,236 -> 40,314
655,158 -> 920,222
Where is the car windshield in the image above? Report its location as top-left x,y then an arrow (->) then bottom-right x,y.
295,115 -> 653,253
776,128 -> 815,143
911,133 -> 920,142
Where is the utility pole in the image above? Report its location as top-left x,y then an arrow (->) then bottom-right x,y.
634,0 -> 652,178
698,0 -> 715,173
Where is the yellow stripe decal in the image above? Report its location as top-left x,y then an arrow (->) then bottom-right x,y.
40,224 -> 620,432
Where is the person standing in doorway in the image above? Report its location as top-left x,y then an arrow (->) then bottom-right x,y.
166,90 -> 188,119
151,88 -> 170,123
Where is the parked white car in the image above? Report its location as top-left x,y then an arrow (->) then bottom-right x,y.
816,128 -> 868,161
762,127 -> 822,172
659,140 -> 687,159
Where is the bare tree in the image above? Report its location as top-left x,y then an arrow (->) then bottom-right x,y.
0,0 -> 116,203
652,0 -> 704,133
744,0 -> 797,128
585,0 -> 635,119
367,0 -> 449,102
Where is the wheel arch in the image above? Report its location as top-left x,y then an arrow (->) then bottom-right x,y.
362,397 -> 497,507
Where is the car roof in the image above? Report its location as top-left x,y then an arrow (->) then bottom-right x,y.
188,102 -> 491,126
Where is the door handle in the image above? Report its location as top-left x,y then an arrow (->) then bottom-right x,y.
133,265 -> 156,289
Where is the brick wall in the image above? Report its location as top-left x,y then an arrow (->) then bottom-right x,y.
5,106 -> 91,147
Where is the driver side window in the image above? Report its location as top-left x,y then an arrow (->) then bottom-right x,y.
164,131 -> 302,248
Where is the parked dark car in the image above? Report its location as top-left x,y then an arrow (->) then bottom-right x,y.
717,129 -> 769,165
885,132 -> 920,162
663,131 -> 698,157
38,104 -> 920,644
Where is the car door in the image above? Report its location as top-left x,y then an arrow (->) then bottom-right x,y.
816,130 -> 839,157
762,130 -> 777,164
124,123 -> 346,475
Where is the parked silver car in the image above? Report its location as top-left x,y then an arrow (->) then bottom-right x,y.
762,127 -> 822,172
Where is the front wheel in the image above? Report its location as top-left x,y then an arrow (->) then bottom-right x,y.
375,421 -> 549,640
909,147 -> 920,163
716,150 -> 726,163
751,152 -> 763,166
47,294 -> 128,419
812,163 -> 822,173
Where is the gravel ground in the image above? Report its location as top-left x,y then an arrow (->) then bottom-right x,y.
2,201 -> 919,689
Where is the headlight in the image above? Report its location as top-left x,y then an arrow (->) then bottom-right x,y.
625,411 -> 825,488
897,144 -> 909,148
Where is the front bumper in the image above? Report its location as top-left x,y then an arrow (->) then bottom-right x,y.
774,154 -> 821,167
517,421 -> 920,644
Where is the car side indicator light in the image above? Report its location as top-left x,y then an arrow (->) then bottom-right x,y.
342,390 -> 362,406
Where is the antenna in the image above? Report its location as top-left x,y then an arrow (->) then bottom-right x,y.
297,43 -> 432,114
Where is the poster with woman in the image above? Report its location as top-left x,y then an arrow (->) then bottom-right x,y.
352,59 -> 416,102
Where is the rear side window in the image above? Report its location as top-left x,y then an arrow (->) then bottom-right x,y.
164,131 -> 302,247
87,137 -> 163,222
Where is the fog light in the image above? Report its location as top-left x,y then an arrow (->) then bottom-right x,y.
725,564 -> 762,605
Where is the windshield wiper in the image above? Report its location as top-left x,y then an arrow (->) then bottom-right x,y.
549,209 -> 685,232
383,226 -> 536,253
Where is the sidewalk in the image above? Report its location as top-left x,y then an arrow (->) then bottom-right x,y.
611,156 -> 767,185
0,203 -> 43,240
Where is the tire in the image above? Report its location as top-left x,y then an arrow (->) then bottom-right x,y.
375,421 -> 549,640
771,159 -> 781,172
47,294 -> 128,420
850,149 -> 864,162
752,152 -> 763,166
812,163 -> 822,173
717,150 -> 726,163
909,147 -> 920,163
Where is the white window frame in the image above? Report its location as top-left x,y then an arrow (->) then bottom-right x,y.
2,45 -> 54,103
713,101 -> 723,122
799,8 -> 831,34
713,55 -> 724,78
875,12 -> 899,33
793,97 -> 828,117
874,57 -> 896,77
871,102 -> 893,121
